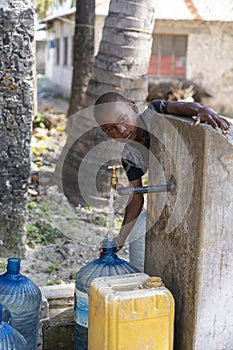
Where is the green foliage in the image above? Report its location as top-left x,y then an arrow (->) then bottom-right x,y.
44,261 -> 61,273
28,201 -> 38,210
33,113 -> 47,129
0,261 -> 7,272
36,0 -> 76,19
27,201 -> 64,246
26,221 -> 64,246
36,0 -> 54,19
47,277 -> 62,286
69,271 -> 76,280
28,200 -> 49,219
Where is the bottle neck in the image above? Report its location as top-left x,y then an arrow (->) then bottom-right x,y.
101,246 -> 117,257
6,258 -> 21,275
101,239 -> 117,257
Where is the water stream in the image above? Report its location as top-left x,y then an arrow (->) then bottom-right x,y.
108,188 -> 115,234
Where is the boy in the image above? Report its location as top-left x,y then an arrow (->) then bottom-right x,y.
94,92 -> 230,269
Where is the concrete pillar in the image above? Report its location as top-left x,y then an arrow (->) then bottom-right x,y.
0,0 -> 34,257
145,115 -> 233,350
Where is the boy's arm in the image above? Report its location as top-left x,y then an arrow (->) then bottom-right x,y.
99,178 -> 144,256
116,178 -> 144,250
150,100 -> 231,134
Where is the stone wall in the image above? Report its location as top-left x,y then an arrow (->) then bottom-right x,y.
0,0 -> 34,257
145,115 -> 233,349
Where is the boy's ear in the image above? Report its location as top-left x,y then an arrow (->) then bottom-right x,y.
129,101 -> 138,114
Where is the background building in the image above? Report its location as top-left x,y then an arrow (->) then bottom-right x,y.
38,0 -> 233,114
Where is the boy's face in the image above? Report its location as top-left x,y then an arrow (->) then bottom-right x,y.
96,101 -> 139,142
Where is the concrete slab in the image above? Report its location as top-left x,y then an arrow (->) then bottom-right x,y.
145,116 -> 233,350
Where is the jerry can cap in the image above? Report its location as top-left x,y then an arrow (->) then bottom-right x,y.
144,277 -> 164,288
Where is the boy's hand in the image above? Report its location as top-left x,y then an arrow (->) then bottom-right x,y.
194,107 -> 231,134
98,241 -> 104,257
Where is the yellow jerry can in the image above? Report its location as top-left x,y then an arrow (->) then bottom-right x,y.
88,273 -> 174,350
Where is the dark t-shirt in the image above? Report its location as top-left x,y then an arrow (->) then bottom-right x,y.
121,100 -> 168,181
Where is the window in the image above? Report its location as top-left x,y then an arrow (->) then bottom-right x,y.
56,38 -> 60,65
149,34 -> 187,77
63,37 -> 68,66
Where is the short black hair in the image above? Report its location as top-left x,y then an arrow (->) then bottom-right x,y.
95,91 -> 128,106
94,92 -> 129,125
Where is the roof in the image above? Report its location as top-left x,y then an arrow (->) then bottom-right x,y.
41,0 -> 233,23
154,0 -> 233,21
192,0 -> 233,21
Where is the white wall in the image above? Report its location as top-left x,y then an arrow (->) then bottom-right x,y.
154,20 -> 233,115
45,14 -> 105,98
45,16 -> 75,97
186,21 -> 233,114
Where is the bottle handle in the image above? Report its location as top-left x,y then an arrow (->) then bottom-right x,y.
109,282 -> 143,292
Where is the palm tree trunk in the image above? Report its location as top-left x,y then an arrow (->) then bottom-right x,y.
67,0 -> 95,116
85,0 -> 155,106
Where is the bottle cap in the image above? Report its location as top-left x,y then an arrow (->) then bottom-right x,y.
101,238 -> 117,249
144,277 -> 163,288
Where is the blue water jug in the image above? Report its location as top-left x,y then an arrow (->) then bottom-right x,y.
0,258 -> 42,350
0,304 -> 29,349
74,239 -> 139,350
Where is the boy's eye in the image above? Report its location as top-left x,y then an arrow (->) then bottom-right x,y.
106,127 -> 115,134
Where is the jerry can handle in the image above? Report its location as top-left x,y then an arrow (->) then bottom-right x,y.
109,282 -> 143,292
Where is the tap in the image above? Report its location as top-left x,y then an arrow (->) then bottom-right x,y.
116,175 -> 176,196
107,166 -> 176,195
107,165 -> 121,190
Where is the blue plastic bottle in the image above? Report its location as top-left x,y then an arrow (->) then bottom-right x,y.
0,304 -> 29,350
0,258 -> 42,350
74,239 -> 139,350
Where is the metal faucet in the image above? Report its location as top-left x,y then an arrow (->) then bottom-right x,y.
107,165 -> 121,190
108,166 -> 176,195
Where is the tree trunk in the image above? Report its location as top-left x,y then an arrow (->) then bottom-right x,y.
67,0 -> 95,116
0,0 -> 34,257
33,0 -> 38,116
85,0 -> 155,107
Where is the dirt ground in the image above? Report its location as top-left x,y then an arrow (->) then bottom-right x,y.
21,203 -> 128,287
15,80 -> 129,287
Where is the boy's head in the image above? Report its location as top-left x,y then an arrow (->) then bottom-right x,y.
94,92 -> 139,142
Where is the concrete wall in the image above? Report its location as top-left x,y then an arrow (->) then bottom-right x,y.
145,115 -> 233,349
0,0 -> 34,257
153,20 -> 233,115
